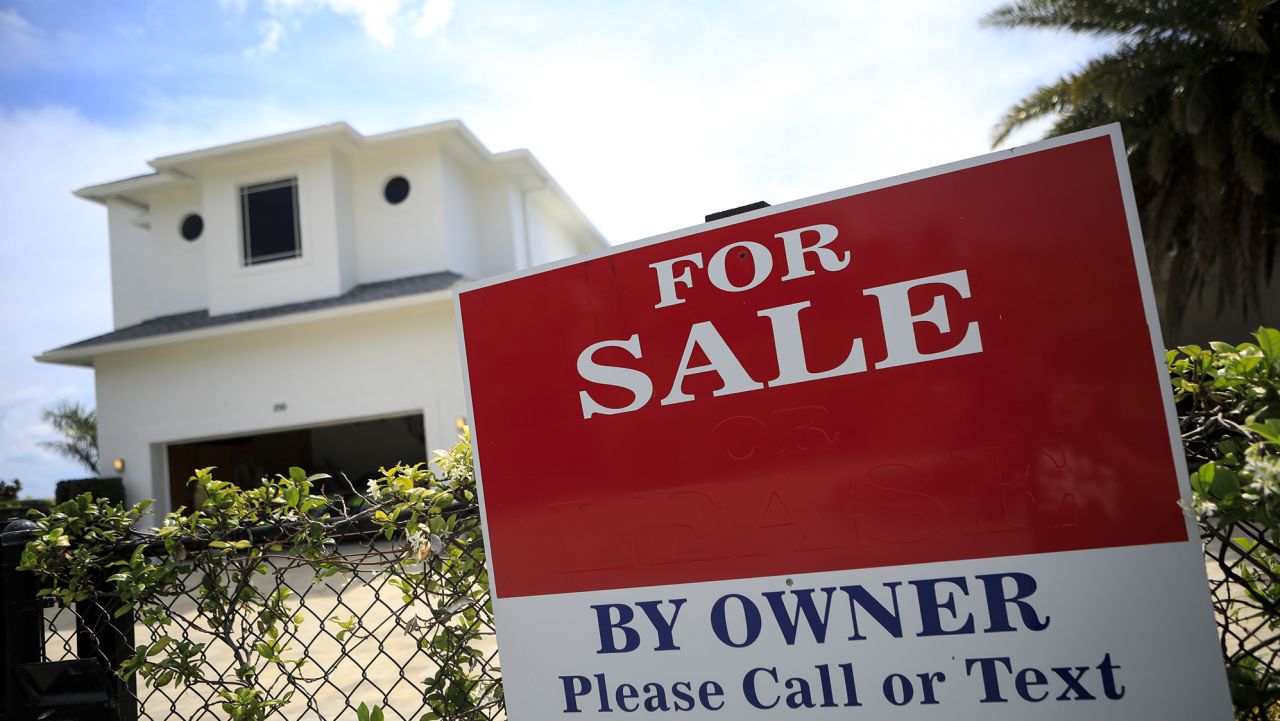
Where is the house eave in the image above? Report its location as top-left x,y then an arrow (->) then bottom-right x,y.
74,171 -> 189,208
72,121 -> 609,252
149,122 -> 359,170
35,288 -> 455,367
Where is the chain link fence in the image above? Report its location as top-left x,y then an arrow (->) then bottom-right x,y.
1202,518 -> 1280,720
2,508 -> 499,721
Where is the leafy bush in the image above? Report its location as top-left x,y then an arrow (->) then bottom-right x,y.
21,435 -> 491,721
54,476 -> 125,506
0,498 -> 54,519
1169,328 -> 1280,719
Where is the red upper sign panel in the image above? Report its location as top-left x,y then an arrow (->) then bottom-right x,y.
458,130 -> 1186,600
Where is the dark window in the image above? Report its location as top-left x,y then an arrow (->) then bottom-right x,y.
180,213 -> 203,241
384,176 -> 410,204
241,178 -> 301,265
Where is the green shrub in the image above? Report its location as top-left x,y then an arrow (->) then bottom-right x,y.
1169,327 -> 1280,720
54,477 -> 125,506
22,437 -> 490,721
0,499 -> 54,524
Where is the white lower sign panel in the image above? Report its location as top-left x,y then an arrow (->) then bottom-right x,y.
494,544 -> 1230,719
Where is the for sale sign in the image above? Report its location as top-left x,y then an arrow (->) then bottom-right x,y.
455,125 -> 1233,720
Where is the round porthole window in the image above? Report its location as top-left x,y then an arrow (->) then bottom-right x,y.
384,176 -> 410,205
180,213 -> 204,241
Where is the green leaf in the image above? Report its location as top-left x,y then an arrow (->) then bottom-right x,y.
149,636 -> 173,656
1232,537 -> 1258,554
1256,327 -> 1280,365
1209,464 -> 1241,499
1245,418 -> 1280,445
1191,462 -> 1215,496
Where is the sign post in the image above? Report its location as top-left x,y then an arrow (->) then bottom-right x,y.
455,124 -> 1234,719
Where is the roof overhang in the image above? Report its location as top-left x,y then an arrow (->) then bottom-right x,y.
149,122 -> 360,170
74,170 -> 190,207
36,286 -> 455,368
72,119 -> 608,249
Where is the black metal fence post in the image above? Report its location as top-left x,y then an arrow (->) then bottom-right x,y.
76,576 -> 137,721
1,520 -> 42,721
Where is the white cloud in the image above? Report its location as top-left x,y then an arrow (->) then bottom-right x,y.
413,0 -> 454,38
246,18 -> 286,57
0,8 -> 35,38
328,0 -> 402,47
239,0 -> 455,51
0,8 -> 44,69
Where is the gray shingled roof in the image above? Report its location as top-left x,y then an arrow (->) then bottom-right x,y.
52,271 -> 464,352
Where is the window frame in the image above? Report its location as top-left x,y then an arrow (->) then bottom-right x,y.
240,177 -> 302,266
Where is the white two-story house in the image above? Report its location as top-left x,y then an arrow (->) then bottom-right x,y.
37,121 -> 605,513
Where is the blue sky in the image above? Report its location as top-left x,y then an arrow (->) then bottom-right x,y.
0,0 -> 1104,499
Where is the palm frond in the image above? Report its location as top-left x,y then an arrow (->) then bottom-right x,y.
986,0 -> 1280,334
1240,73 -> 1280,141
1144,117 -> 1176,181
991,78 -> 1075,147
39,400 -> 98,474
1218,0 -> 1274,53
1231,107 -> 1268,194
982,0 -> 1222,40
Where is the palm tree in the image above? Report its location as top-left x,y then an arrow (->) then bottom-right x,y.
984,0 -> 1280,331
39,401 -> 98,475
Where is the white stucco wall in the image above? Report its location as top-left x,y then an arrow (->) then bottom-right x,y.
332,149 -> 359,293
94,299 -> 465,512
145,184 -> 208,317
105,200 -> 156,329
474,173 -> 522,277
200,144 -> 348,316
526,190 -> 583,267
350,140 -> 449,284
441,150 -> 484,279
